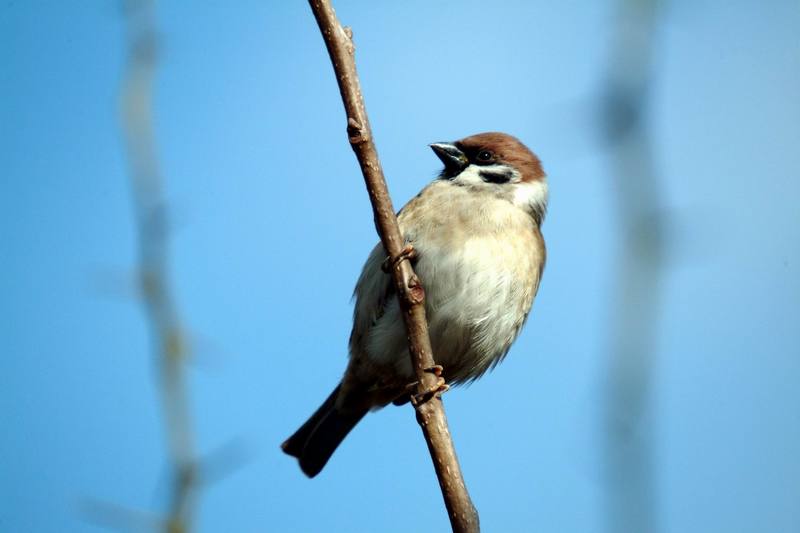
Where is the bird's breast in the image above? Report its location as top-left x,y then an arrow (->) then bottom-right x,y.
397,184 -> 544,382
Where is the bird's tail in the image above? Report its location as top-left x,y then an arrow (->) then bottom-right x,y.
281,384 -> 368,478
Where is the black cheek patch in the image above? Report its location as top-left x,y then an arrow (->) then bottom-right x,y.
480,169 -> 513,184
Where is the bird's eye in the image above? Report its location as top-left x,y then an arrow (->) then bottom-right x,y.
476,150 -> 493,162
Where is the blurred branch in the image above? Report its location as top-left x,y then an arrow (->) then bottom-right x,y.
306,1 -> 479,531
81,500 -> 163,533
119,1 -> 199,531
82,439 -> 247,531
600,1 -> 665,532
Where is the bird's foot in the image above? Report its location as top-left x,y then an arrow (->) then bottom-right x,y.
381,244 -> 417,273
425,364 -> 443,377
408,365 -> 449,405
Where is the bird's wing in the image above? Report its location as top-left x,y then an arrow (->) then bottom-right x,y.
348,240 -> 394,354
347,190 -> 428,357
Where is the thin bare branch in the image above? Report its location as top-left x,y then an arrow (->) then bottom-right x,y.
119,1 -> 200,531
600,1 -> 665,532
306,1 -> 479,531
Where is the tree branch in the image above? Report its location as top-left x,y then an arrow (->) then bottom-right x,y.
600,1 -> 664,532
120,2 -> 199,531
307,1 -> 479,531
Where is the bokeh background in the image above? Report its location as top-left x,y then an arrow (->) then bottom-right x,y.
2,1 -> 798,532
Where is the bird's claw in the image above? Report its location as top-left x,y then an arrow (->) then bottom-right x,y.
425,364 -> 443,377
381,244 -> 417,273
408,365 -> 449,405
410,379 -> 449,406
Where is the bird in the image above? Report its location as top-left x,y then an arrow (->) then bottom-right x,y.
282,132 -> 547,477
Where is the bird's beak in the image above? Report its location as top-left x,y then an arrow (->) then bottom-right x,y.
430,143 -> 468,173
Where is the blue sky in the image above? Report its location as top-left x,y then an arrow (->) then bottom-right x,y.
2,1 -> 798,532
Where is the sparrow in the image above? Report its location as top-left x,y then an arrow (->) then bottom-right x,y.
282,132 -> 547,477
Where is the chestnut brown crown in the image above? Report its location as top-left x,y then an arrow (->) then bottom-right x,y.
455,132 -> 545,183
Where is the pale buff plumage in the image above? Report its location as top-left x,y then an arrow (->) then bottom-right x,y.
345,179 -> 545,405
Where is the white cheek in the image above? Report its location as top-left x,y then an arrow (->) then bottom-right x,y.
513,180 -> 548,211
452,164 -> 521,186
452,164 -> 485,186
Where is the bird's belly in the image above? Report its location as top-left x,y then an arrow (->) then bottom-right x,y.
420,234 -> 538,382
364,231 -> 540,384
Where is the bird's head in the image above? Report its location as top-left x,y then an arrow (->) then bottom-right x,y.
430,132 -> 548,224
